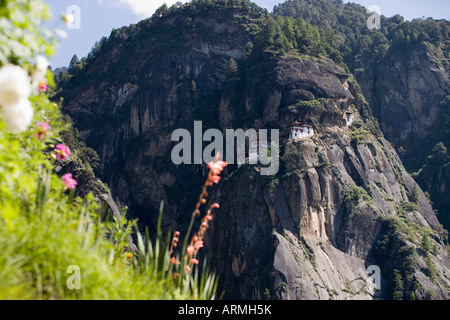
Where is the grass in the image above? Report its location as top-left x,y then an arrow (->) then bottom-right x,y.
0,176 -> 219,300
0,193 -> 174,299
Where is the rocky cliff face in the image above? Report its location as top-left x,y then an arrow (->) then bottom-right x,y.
56,2 -> 450,299
204,50 -> 449,299
271,0 -> 450,234
60,4 -> 263,231
206,131 -> 449,299
357,41 -> 450,231
360,43 -> 449,148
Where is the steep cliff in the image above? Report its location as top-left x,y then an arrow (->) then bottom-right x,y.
273,0 -> 450,235
57,3 -> 266,232
358,41 -> 450,232
55,1 -> 450,300
204,51 -> 449,299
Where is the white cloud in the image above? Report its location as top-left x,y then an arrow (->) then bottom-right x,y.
98,0 -> 187,18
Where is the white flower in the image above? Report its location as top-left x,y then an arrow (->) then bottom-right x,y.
31,55 -> 50,88
1,98 -> 34,133
0,64 -> 32,107
35,55 -> 49,74
63,13 -> 75,26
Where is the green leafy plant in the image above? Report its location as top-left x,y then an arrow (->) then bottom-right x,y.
0,0 -> 222,300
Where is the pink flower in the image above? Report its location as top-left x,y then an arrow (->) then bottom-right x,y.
211,203 -> 220,209
190,259 -> 199,265
209,174 -> 221,184
207,161 -> 227,175
207,159 -> 227,185
62,173 -> 77,190
55,144 -> 71,160
36,121 -> 50,140
193,240 -> 204,251
216,161 -> 227,169
38,81 -> 48,93
187,245 -> 195,257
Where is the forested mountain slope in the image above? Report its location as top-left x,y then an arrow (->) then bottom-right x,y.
54,0 -> 450,299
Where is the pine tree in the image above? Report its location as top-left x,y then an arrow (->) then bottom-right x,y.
68,54 -> 79,69
393,270 -> 404,300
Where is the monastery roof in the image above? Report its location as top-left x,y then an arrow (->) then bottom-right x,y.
290,121 -> 313,128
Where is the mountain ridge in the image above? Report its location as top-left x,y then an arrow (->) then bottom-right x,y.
273,0 -> 450,231
53,0 -> 450,300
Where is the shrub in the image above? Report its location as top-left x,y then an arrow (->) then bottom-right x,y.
348,125 -> 371,146
400,201 -> 420,213
0,0 -> 221,300
282,146 -> 308,172
343,185 -> 373,207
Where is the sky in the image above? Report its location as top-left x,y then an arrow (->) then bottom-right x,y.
43,0 -> 450,69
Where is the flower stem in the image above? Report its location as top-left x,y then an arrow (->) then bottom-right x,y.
182,170 -> 211,255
